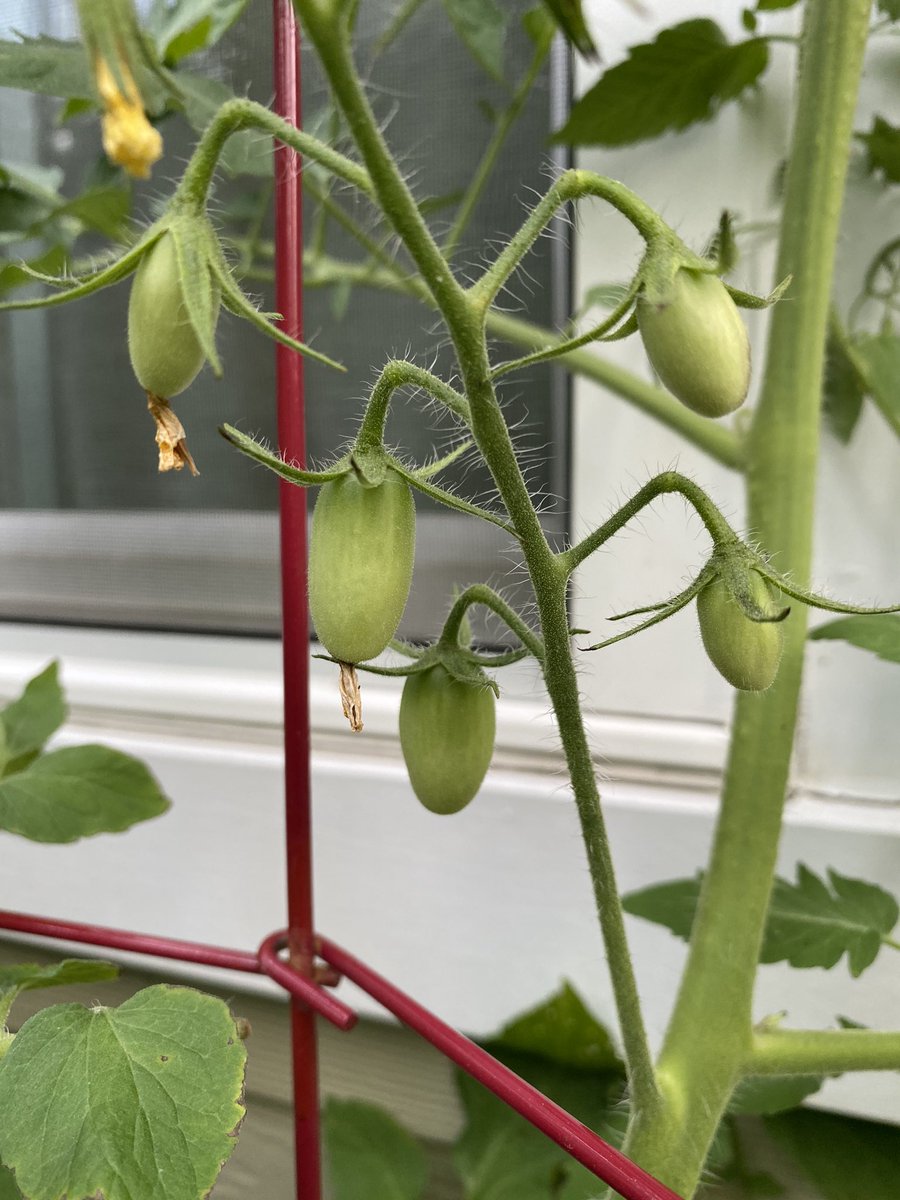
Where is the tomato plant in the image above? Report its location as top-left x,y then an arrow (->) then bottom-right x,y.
0,0 -> 899,1198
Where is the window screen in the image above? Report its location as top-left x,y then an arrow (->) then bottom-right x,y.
0,0 -> 570,638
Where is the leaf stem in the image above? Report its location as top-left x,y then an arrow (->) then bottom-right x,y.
750,1029 -> 900,1074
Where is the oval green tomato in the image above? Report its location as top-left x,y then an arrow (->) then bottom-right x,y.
309,469 -> 415,663
697,574 -> 784,692
637,269 -> 750,418
128,233 -> 215,398
399,665 -> 496,814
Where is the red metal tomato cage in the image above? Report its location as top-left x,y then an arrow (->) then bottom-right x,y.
0,7 -> 681,1199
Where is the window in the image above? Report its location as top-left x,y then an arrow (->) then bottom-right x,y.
0,0 -> 570,637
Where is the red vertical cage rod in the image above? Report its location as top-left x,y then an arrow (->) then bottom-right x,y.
272,3 -> 321,1198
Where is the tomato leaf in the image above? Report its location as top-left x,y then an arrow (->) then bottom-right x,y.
323,1100 -> 428,1200
0,744 -> 170,843
0,986 -> 246,1200
857,116 -> 900,185
0,662 -> 66,772
440,0 -> 507,82
764,1109 -> 900,1200
553,20 -> 769,147
493,981 -> 622,1073
810,614 -> 900,664
0,35 -> 92,100
623,865 -> 899,977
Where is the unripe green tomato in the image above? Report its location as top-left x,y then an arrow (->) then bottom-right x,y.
399,664 -> 496,814
637,270 -> 750,418
697,574 -> 784,692
128,233 -> 216,398
309,469 -> 415,663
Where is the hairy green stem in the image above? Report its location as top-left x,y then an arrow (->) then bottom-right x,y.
622,3 -> 874,1194
440,584 -> 545,661
174,97 -> 373,210
750,1029 -> 900,1075
470,169 -> 667,309
561,470 -> 737,576
294,0 -> 657,1113
356,360 -> 471,452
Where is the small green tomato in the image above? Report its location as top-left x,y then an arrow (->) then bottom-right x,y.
399,664 -> 496,814
128,233 -> 217,398
697,573 -> 784,692
309,469 -> 415,664
637,269 -> 750,418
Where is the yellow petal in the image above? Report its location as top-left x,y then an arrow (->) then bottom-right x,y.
95,56 -> 163,179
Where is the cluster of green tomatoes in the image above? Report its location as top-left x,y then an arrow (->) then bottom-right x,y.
127,228 -> 789,816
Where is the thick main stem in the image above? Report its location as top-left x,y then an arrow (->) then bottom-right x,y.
622,3 -> 873,1194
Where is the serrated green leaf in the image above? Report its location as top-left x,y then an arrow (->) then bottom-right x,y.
493,982 -> 622,1072
441,0 -> 507,81
822,326 -> 866,443
729,1075 -> 823,1116
624,865 -> 899,976
0,744 -> 169,843
810,614 -> 900,664
742,9 -> 759,32
0,662 -> 66,768
765,1108 -> 900,1200
0,36 -> 92,100
323,1099 -> 428,1200
858,116 -> 900,185
0,986 -> 246,1200
763,866 -> 899,977
553,20 -> 769,147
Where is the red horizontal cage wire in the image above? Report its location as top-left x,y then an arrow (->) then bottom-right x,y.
0,6 -> 683,1199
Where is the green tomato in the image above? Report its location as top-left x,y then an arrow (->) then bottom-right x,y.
697,574 -> 784,692
309,469 -> 415,664
128,233 -> 217,398
399,664 -> 496,814
637,269 -> 750,418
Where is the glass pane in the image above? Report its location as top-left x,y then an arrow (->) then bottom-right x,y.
0,0 -> 569,638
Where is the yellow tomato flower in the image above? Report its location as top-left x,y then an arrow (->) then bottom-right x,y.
94,56 -> 162,179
